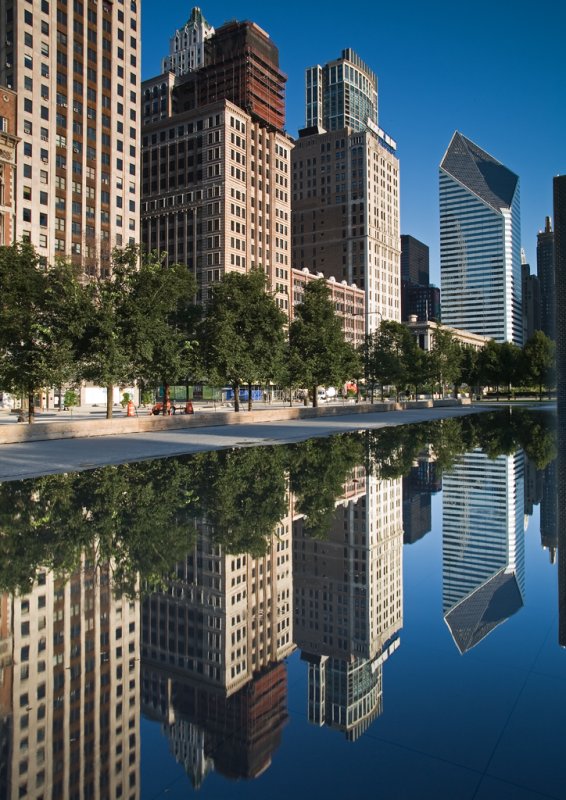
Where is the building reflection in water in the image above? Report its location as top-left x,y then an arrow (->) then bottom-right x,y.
557,416 -> 566,647
442,451 -> 525,653
0,557 -> 140,800
293,468 -> 403,740
141,500 -> 295,787
403,449 -> 442,545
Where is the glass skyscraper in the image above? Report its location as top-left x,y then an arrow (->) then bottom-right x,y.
439,132 -> 522,343
305,48 -> 378,133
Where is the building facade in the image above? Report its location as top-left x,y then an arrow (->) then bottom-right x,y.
0,86 -> 18,246
555,176 -> 566,409
292,48 -> 400,334
142,16 -> 293,308
305,48 -> 378,134
161,6 -> 214,77
291,268 -> 365,346
292,126 -> 400,331
0,0 -> 140,274
401,234 -> 429,285
439,132 -> 522,344
522,256 -> 541,343
537,216 -> 555,340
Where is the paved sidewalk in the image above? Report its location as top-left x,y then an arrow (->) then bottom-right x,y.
0,404 -> 500,483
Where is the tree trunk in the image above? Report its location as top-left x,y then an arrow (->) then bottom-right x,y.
312,385 -> 318,408
247,381 -> 252,412
162,381 -> 170,415
106,384 -> 113,419
58,385 -> 63,411
27,390 -> 35,424
233,383 -> 240,413
539,382 -> 543,402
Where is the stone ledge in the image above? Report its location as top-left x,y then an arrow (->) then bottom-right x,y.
0,402 -> 399,444
0,398 -> 470,445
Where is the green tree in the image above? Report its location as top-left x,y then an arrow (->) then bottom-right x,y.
199,270 -> 285,412
78,246 -> 197,418
365,320 -> 415,401
0,243 -> 85,423
456,346 -> 480,398
523,331 -> 555,401
288,279 -> 356,407
428,327 -> 461,398
498,341 -> 523,400
123,247 -> 199,414
478,339 -> 501,398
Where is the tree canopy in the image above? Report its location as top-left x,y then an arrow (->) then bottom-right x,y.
289,279 -> 359,406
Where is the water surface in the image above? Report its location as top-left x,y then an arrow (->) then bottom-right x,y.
0,409 -> 562,799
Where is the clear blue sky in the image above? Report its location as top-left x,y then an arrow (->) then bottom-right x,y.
141,0 -> 566,286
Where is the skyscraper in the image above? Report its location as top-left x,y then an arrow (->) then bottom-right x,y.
554,176 -> 566,408
401,235 -> 429,286
0,0 -> 140,275
161,6 -> 214,77
292,49 -> 400,331
142,14 -> 293,308
537,216 -> 555,339
305,48 -> 378,133
439,132 -> 522,343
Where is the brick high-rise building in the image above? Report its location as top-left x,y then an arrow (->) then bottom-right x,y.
0,86 -> 18,246
292,49 -> 400,334
0,0 -> 140,274
142,14 -> 293,309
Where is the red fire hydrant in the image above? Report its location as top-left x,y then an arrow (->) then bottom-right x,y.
126,401 -> 135,417
185,401 -> 194,414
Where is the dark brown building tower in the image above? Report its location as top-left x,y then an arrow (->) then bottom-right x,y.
173,20 -> 287,133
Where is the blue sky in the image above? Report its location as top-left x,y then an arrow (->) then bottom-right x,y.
142,0 -> 566,285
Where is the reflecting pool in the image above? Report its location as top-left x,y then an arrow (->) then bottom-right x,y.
0,409 -> 562,799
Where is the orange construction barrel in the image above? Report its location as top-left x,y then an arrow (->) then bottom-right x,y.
127,401 -> 135,417
185,401 -> 194,414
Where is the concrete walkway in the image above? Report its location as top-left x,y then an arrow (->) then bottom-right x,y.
0,404 -> 502,483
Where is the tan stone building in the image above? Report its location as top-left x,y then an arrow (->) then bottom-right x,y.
0,86 -> 18,246
292,127 -> 400,333
291,267 -> 365,347
142,17 -> 293,310
0,0 -> 140,273
141,98 -> 293,310
405,317 -> 490,351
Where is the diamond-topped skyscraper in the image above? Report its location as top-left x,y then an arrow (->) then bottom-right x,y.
439,132 -> 522,344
